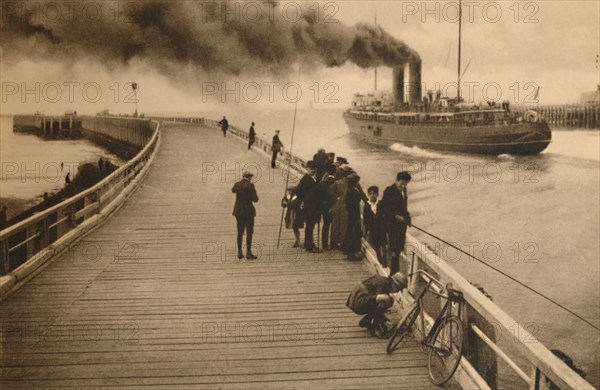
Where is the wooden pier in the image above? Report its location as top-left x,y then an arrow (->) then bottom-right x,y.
0,123 -> 457,389
516,105 -> 600,129
12,115 -> 83,137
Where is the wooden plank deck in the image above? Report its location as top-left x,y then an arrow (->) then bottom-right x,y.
0,123 -> 459,389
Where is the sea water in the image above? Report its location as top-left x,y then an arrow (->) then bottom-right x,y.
206,107 -> 599,387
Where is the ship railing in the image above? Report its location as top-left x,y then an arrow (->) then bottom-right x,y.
348,110 -> 521,127
1,117 -> 160,288
147,116 -> 594,390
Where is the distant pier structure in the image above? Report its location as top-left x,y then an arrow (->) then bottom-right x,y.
13,113 -> 83,137
516,86 -> 600,129
532,104 -> 599,129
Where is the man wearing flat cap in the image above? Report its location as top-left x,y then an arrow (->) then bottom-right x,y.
296,160 -> 322,253
232,171 -> 259,260
380,171 -> 412,275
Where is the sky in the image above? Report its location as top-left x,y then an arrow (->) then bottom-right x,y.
1,0 -> 598,115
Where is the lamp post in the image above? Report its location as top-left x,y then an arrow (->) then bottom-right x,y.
131,82 -> 138,117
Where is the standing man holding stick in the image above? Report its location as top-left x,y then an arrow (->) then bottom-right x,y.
296,161 -> 322,253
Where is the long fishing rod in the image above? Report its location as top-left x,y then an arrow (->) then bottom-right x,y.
411,223 -> 600,332
277,65 -> 301,249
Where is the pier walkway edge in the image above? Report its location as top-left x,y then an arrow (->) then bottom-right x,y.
0,115 -> 594,389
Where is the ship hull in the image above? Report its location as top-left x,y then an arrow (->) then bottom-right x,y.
343,113 -> 552,155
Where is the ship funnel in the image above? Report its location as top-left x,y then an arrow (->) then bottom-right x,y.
392,61 -> 422,108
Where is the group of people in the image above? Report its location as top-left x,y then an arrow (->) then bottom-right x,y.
282,148 -> 413,276
230,142 -> 414,276
224,124 -> 416,338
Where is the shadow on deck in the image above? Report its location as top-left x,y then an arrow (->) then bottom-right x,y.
0,123 -> 458,389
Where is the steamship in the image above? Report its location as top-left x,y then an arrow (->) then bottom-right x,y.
343,61 -> 552,155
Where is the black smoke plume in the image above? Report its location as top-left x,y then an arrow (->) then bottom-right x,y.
1,0 -> 420,78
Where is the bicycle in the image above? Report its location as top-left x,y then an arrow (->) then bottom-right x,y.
386,270 -> 465,385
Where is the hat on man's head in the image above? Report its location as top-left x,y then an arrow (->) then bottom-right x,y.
305,160 -> 316,169
341,165 -> 354,172
337,157 -> 348,164
275,130 -> 280,133
390,272 -> 408,291
396,171 -> 412,182
327,152 -> 335,158
347,173 -> 360,183
326,163 -> 337,175
243,171 -> 254,178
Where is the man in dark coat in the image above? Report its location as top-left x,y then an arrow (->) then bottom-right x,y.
319,163 -> 337,250
296,161 -> 322,252
313,148 -> 328,182
380,171 -> 412,275
218,116 -> 229,137
343,173 -> 363,260
271,130 -> 283,168
346,272 -> 407,338
363,186 -> 387,266
232,171 -> 259,260
248,122 -> 256,149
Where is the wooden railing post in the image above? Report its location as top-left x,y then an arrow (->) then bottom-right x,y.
465,283 -> 498,389
1,240 -> 9,275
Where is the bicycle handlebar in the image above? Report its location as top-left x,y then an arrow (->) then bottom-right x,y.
408,270 -> 462,299
408,270 -> 445,289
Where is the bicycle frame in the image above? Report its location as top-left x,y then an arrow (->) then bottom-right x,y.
408,271 -> 463,350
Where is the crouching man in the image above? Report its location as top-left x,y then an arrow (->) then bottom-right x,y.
346,272 -> 407,338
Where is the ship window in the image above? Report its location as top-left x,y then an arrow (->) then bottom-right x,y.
375,126 -> 382,137
367,125 -> 373,130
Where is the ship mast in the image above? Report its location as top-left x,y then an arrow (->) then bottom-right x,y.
374,9 -> 378,91
457,0 -> 462,102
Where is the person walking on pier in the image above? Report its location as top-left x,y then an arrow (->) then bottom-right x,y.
271,130 -> 283,168
218,116 -> 229,137
248,122 -> 256,149
380,171 -> 412,276
232,171 -> 259,260
346,272 -> 407,338
296,161 -> 322,253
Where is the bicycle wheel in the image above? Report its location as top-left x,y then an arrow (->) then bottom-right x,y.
386,302 -> 419,353
427,315 -> 464,385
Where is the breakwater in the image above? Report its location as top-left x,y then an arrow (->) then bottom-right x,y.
516,105 -> 599,129
1,116 -> 160,297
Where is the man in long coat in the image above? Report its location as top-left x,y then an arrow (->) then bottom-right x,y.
232,171 -> 259,260
380,171 -> 412,275
296,161 -> 322,252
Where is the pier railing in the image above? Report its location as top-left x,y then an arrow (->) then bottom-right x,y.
0,117 -> 160,296
155,116 -> 307,173
133,116 -> 596,390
